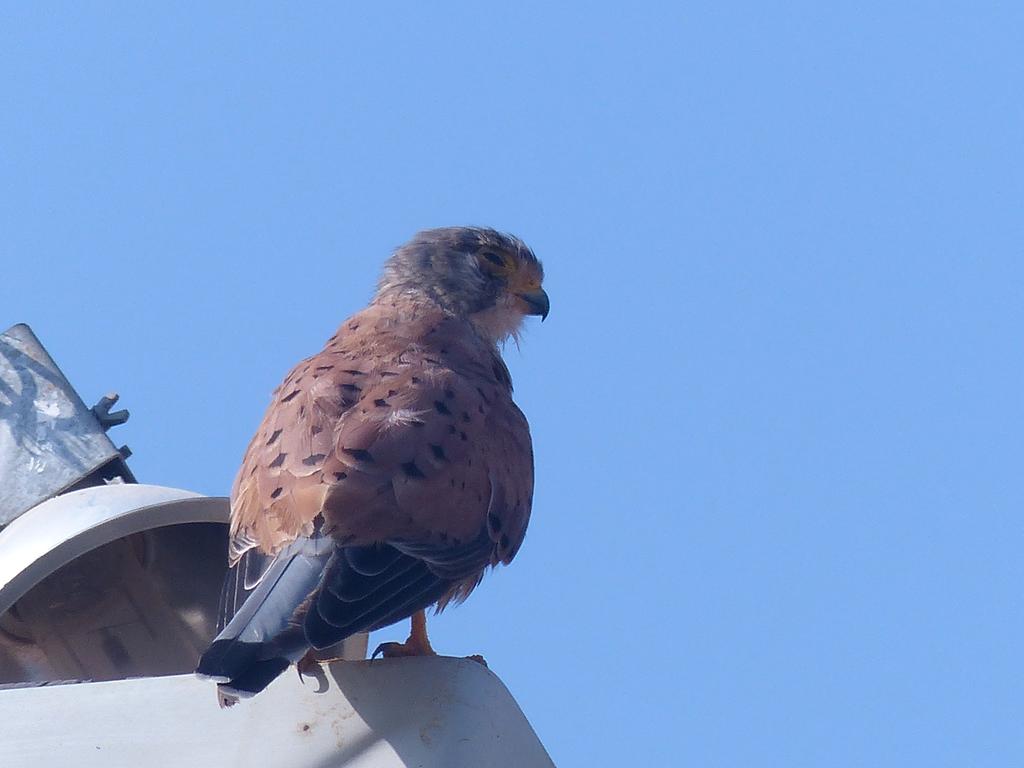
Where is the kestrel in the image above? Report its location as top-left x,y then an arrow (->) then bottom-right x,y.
196,227 -> 547,700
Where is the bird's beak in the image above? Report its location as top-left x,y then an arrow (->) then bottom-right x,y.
517,288 -> 550,321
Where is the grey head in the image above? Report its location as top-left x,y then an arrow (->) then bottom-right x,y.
376,227 -> 548,330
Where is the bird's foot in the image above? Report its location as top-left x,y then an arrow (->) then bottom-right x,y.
370,644 -> 487,666
371,608 -> 438,660
368,610 -> 487,665
371,636 -> 437,660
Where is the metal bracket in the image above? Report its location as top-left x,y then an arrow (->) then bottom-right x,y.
90,393 -> 130,430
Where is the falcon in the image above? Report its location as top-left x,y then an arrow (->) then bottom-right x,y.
196,227 -> 548,700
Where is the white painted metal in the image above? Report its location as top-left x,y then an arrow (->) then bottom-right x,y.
0,483 -> 226,616
0,657 -> 555,767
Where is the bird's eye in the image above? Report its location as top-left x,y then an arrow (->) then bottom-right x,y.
478,251 -> 513,276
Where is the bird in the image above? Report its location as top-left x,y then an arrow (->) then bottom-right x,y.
195,226 -> 548,701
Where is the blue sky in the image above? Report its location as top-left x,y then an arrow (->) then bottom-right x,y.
2,3 -> 1022,765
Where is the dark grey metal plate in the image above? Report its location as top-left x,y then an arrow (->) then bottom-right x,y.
0,323 -> 126,526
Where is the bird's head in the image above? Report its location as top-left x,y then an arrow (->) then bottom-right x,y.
377,227 -> 548,344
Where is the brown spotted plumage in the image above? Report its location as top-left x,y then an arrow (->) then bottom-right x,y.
197,227 -> 547,699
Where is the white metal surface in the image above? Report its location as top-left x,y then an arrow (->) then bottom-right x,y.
0,483 -> 226,616
0,657 -> 555,767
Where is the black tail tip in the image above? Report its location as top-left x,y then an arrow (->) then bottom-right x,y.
216,657 -> 291,699
196,638 -> 262,681
196,639 -> 292,698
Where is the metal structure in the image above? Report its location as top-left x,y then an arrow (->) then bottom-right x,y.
0,323 -> 553,766
0,322 -> 231,684
0,484 -> 229,684
0,323 -> 133,526
3,657 -> 554,767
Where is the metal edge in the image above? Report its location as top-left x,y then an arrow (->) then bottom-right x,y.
0,485 -> 229,616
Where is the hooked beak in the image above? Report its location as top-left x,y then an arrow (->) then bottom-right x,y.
517,288 -> 550,321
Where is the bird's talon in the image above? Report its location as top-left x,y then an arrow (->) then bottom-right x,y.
370,642 -> 392,661
371,620 -> 437,662
465,654 -> 488,667
296,651 -> 320,683
371,640 -> 418,660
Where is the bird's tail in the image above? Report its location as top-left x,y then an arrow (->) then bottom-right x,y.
195,537 -> 332,699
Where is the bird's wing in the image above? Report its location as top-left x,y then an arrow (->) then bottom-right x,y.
227,353 -> 363,566
300,354 -> 534,647
320,358 -> 533,562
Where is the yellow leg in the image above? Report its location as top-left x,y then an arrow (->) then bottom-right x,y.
372,610 -> 437,659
